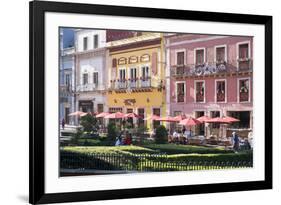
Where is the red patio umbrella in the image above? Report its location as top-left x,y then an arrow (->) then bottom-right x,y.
96,112 -> 110,118
205,116 -> 239,138
143,114 -> 160,121
173,114 -> 187,122
155,116 -> 179,122
221,116 -> 240,123
179,117 -> 202,137
196,115 -> 211,123
104,112 -> 125,119
125,113 -> 142,118
179,117 -> 202,126
68,111 -> 87,117
205,117 -> 231,124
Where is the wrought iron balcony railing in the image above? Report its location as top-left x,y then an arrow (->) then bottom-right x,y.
76,83 -> 103,92
110,77 -> 163,90
171,60 -> 252,77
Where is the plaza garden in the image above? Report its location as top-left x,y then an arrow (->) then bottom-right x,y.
60,114 -> 253,176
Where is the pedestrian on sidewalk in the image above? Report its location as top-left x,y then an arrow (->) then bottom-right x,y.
62,118 -> 65,130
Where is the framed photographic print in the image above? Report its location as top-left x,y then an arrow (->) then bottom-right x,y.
29,0 -> 272,204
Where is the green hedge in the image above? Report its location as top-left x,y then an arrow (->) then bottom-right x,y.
143,144 -> 233,154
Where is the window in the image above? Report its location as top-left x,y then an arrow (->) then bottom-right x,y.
82,73 -> 88,85
119,69 -> 126,89
239,79 -> 250,102
119,69 -> 126,81
65,74 -> 71,91
216,80 -> 226,102
93,34 -> 99,49
228,111 -> 250,129
126,109 -> 134,128
195,81 -> 205,102
195,49 -> 205,65
238,43 -> 250,70
176,51 -> 185,65
141,66 -> 149,80
137,108 -> 145,128
83,37 -> 88,51
176,83 -> 185,103
176,51 -> 185,75
97,104 -> 104,113
153,108 -> 161,129
238,43 -> 249,59
130,68 -> 137,80
216,46 -> 226,62
130,68 -> 137,88
93,72 -> 98,85
64,107 -> 70,124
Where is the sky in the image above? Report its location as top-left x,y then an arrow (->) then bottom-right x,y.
62,28 -> 74,48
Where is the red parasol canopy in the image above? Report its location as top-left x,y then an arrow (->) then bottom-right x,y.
205,117 -> 231,124
173,114 -> 187,122
221,116 -> 240,123
125,113 -> 142,118
143,114 -> 160,121
196,115 -> 211,123
155,116 -> 179,122
96,112 -> 110,118
68,111 -> 87,117
179,117 -> 202,126
104,112 -> 125,119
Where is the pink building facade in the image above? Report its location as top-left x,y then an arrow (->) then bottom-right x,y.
165,34 -> 253,137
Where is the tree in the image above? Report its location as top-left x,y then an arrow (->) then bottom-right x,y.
155,125 -> 168,144
107,123 -> 117,142
80,114 -> 98,133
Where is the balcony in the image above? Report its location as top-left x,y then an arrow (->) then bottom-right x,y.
171,60 -> 253,78
60,84 -> 72,96
216,92 -> 226,102
239,91 -> 249,102
196,92 -> 204,102
177,94 -> 185,103
77,83 -> 101,92
110,77 -> 163,91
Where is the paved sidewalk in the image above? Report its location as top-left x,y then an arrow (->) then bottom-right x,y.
60,168 -> 137,176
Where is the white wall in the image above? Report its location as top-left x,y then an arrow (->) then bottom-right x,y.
76,29 -> 106,52
0,0 -> 279,205
79,56 -> 105,88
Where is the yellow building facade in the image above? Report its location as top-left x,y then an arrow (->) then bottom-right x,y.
107,33 -> 166,132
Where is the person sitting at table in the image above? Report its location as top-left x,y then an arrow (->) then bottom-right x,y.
173,130 -> 179,143
183,129 -> 189,138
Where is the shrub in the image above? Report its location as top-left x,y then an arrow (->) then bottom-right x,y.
143,144 -> 233,154
155,125 -> 168,144
80,114 -> 99,133
107,123 -> 117,142
70,127 -> 83,145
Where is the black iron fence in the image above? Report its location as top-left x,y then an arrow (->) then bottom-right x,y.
60,151 -> 253,172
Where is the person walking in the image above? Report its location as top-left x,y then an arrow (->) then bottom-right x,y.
232,132 -> 240,152
61,118 -> 65,130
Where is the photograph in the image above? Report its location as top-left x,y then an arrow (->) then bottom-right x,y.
59,28 -> 254,176
29,1 -> 272,203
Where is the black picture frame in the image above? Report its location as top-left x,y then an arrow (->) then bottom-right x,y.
29,0 -> 272,204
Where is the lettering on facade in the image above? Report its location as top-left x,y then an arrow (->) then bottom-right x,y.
124,99 -> 136,106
